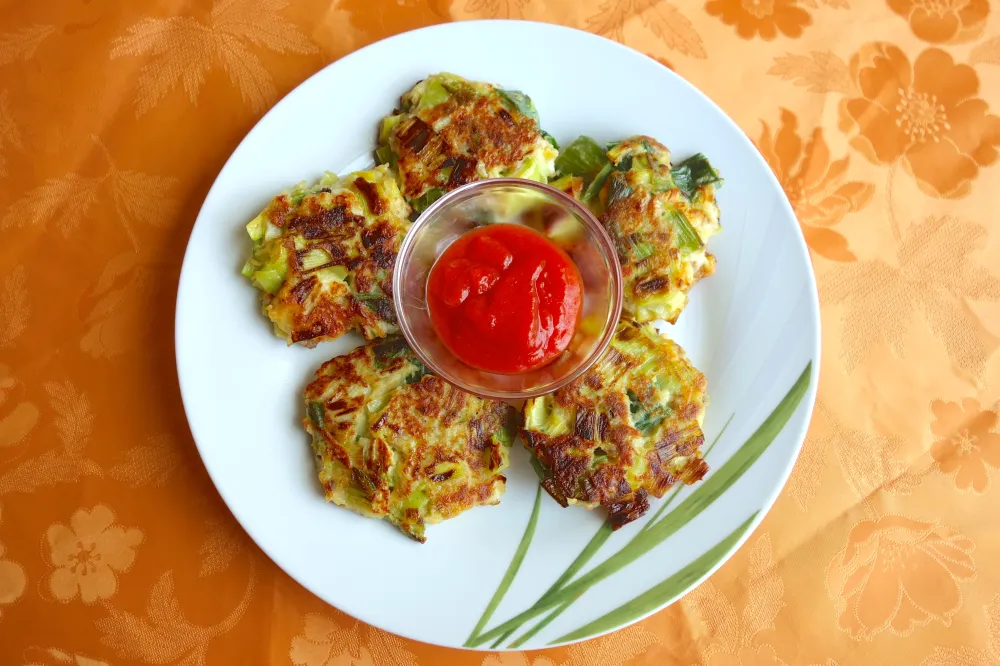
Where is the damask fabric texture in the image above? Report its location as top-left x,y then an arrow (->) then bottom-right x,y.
1,0 -> 999,664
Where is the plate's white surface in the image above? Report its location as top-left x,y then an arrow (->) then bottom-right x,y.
175,20 -> 820,650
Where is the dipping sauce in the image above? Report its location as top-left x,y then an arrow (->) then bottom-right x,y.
427,224 -> 583,374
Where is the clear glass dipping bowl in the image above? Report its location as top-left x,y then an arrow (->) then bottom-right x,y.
393,178 -> 623,399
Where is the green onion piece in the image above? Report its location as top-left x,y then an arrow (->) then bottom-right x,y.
246,215 -> 267,242
529,455 -> 548,482
288,184 -> 310,207
626,389 -> 642,415
582,163 -> 613,206
652,170 -> 674,194
405,359 -> 429,384
358,297 -> 395,324
379,114 -> 403,144
373,337 -> 410,368
417,77 -> 451,111
253,268 -> 285,295
403,488 -> 429,510
634,413 -> 666,434
375,144 -> 396,166
314,266 -> 348,285
411,188 -> 445,214
308,401 -> 325,428
626,389 -> 666,434
667,209 -> 704,252
607,175 -> 633,205
633,241 -> 654,260
300,248 -> 332,271
495,425 -> 515,446
497,89 -> 539,123
670,153 -> 723,199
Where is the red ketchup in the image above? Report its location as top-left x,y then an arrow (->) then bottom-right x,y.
427,224 -> 583,374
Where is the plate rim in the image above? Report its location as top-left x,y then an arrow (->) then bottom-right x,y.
174,18 -> 821,651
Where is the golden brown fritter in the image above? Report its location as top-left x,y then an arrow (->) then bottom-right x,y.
552,135 -> 723,324
521,320 -> 709,529
376,73 -> 557,212
241,166 -> 410,344
302,338 -> 518,542
601,136 -> 722,324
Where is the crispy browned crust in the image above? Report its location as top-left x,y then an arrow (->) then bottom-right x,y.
387,84 -> 543,201
257,177 -> 408,344
607,489 -> 650,530
600,136 -> 721,324
605,188 -> 719,314
303,339 -> 517,542
522,320 -> 710,529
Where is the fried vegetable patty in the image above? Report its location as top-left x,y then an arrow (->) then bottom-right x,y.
377,72 -> 558,213
522,320 -> 709,529
554,135 -> 723,324
303,338 -> 518,542
241,166 -> 411,345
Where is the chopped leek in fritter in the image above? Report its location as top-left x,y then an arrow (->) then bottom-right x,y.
303,338 -> 518,542
556,135 -> 722,324
521,320 -> 709,529
377,73 -> 558,213
241,165 -> 411,345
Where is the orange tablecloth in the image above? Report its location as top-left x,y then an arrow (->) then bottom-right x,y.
3,1 -> 1000,664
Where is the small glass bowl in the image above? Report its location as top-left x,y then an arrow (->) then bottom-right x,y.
393,178 -> 623,400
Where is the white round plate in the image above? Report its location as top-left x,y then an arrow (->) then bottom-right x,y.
176,20 -> 820,651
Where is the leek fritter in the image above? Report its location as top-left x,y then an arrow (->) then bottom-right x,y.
553,135 -> 723,324
303,338 -> 518,542
376,73 -> 558,213
241,166 -> 410,345
522,320 -> 709,529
